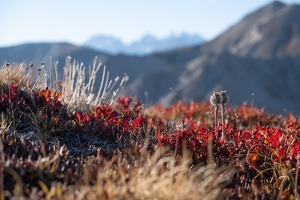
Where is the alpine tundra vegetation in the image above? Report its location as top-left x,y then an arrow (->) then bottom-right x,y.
0,58 -> 300,200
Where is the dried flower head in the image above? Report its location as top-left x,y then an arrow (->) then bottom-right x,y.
56,80 -> 63,87
210,91 -> 221,107
220,90 -> 229,104
40,62 -> 45,66
29,62 -> 34,67
5,62 -> 10,68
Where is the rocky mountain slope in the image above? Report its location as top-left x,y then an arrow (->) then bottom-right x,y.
126,1 -> 300,115
200,1 -> 300,58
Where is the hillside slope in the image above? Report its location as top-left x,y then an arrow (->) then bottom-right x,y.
201,1 -> 300,58
133,1 -> 300,115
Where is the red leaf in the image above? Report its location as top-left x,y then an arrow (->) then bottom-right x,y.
76,112 -> 83,124
84,115 -> 90,123
157,129 -> 161,139
123,120 -> 129,131
270,135 -> 280,148
133,116 -> 143,129
292,142 -> 300,159
157,130 -> 168,145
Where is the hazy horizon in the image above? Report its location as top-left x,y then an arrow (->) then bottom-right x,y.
1,0 -> 300,47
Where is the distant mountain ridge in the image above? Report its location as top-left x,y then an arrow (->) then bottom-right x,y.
201,1 -> 300,58
152,0 -> 300,114
0,42 -> 108,66
84,33 -> 204,55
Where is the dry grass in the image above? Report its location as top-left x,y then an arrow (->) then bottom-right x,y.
1,57 -> 128,113
0,63 -> 28,88
59,56 -> 129,112
0,138 -> 4,200
58,147 -> 236,200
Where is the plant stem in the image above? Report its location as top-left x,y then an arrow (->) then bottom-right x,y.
295,154 -> 300,199
221,104 -> 228,142
207,133 -> 214,165
215,106 -> 219,136
0,137 -> 4,200
208,106 -> 218,165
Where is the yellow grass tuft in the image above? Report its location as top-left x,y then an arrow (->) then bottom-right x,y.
61,147 -> 236,200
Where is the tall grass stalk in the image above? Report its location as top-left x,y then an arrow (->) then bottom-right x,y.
46,56 -> 129,112
295,154 -> 300,199
209,91 -> 222,164
0,137 -> 4,200
210,92 -> 221,137
32,62 -> 47,90
220,90 -> 229,142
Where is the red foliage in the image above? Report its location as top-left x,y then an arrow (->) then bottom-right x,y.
147,101 -> 300,168
2,83 -> 300,197
0,82 -> 28,112
35,87 -> 63,113
75,112 -> 91,127
291,142 -> 300,159
2,81 -> 300,198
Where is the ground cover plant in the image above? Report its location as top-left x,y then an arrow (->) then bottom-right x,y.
0,58 -> 300,199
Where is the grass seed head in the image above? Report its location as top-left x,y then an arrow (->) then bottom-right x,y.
220,90 -> 229,105
210,91 -> 222,107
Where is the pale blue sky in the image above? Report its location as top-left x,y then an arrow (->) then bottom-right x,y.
1,0 -> 300,47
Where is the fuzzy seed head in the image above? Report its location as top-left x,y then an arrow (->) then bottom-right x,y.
29,62 -> 34,67
220,90 -> 229,104
210,91 -> 222,107
5,62 -> 10,68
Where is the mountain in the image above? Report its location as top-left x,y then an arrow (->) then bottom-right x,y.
157,52 -> 300,114
0,42 -> 167,94
201,1 -> 300,58
0,42 -> 108,67
125,1 -> 300,115
83,36 -> 125,55
0,42 -> 111,83
84,33 -> 204,55
1,1 -> 300,115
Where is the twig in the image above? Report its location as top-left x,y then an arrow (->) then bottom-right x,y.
0,137 -> 4,200
295,154 -> 300,199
